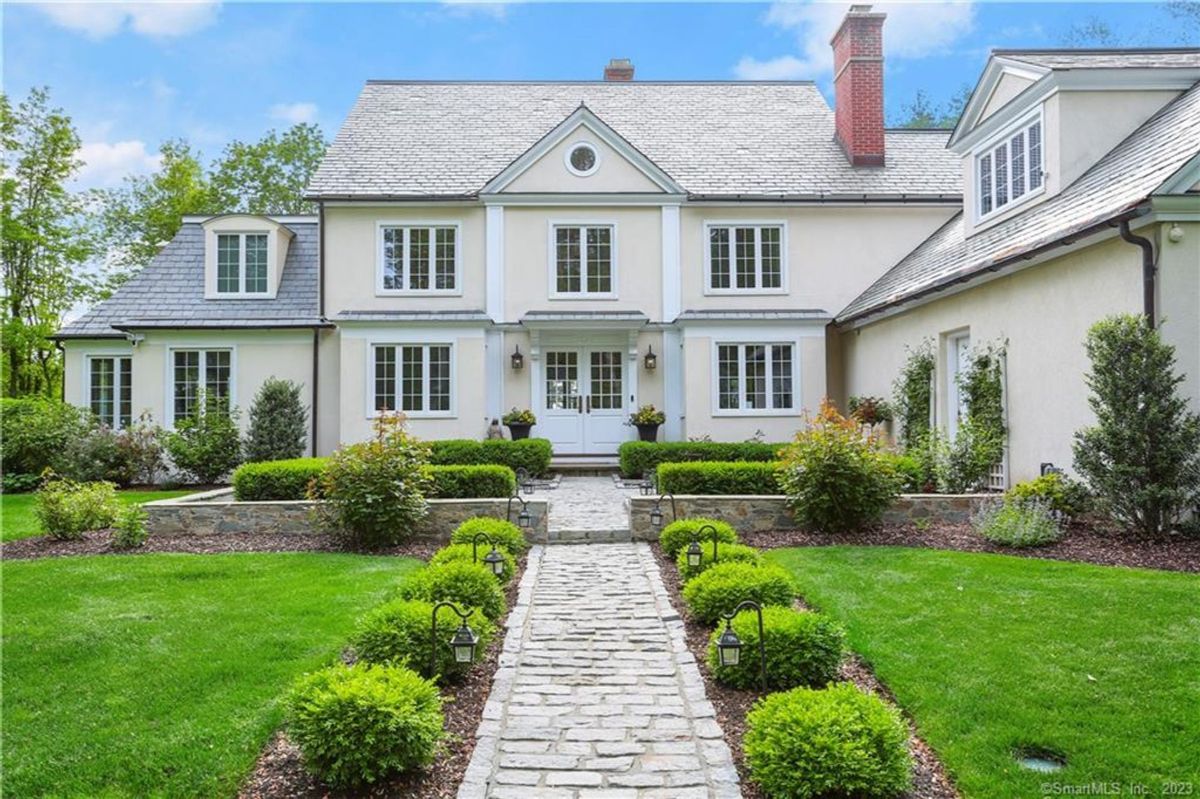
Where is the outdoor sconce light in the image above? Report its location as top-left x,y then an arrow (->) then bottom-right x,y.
643,346 -> 657,371
507,491 -> 534,529
470,532 -> 506,578
511,346 -> 524,370
649,493 -> 677,531
688,523 -> 721,568
431,601 -> 479,674
718,599 -> 769,692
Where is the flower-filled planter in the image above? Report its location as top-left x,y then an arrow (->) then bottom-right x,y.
629,404 -> 666,443
501,408 -> 536,440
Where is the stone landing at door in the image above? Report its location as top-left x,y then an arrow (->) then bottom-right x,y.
542,475 -> 641,544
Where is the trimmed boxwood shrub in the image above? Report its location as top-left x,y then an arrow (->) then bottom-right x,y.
450,517 -> 529,553
287,663 -> 443,789
426,464 -> 515,499
618,440 -> 783,479
430,543 -> 518,584
744,682 -> 912,799
351,598 -> 496,682
707,606 -> 846,690
399,561 -> 507,621
657,461 -> 784,495
676,542 -> 761,582
659,517 -> 738,558
428,438 -> 553,477
232,457 -> 328,500
682,562 -> 795,624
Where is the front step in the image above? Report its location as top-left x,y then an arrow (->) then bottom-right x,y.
538,528 -> 632,544
550,455 -> 620,476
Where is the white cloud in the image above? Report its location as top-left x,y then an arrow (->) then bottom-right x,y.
34,1 -> 220,40
439,0 -> 508,20
270,102 -> 318,125
75,140 -> 162,188
735,1 -> 976,78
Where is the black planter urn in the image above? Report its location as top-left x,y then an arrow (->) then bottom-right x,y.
635,423 -> 660,443
507,423 -> 532,440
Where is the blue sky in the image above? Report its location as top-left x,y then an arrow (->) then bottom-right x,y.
4,1 -> 1197,190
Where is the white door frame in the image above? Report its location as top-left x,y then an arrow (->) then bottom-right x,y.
532,330 -> 638,455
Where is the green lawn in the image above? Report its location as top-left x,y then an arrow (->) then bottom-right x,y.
767,547 -> 1200,798
1,489 -> 196,542
2,552 -> 420,798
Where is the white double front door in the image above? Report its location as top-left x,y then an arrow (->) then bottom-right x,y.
538,346 -> 631,455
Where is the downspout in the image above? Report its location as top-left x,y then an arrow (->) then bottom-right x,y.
313,200 -> 326,456
1118,219 -> 1156,328
311,327 -> 320,457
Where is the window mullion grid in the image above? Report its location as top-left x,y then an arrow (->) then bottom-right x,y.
753,227 -> 763,290
764,345 -> 775,411
402,228 -> 411,292
579,227 -> 589,292
737,345 -> 747,412
421,345 -> 431,412
238,234 -> 247,295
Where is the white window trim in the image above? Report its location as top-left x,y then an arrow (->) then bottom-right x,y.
375,221 -> 463,297
84,354 -> 133,429
563,140 -> 601,177
702,220 -> 789,296
547,220 -> 619,300
367,342 -> 457,419
164,346 -> 237,427
214,231 -> 272,297
972,108 -> 1045,224
710,339 -> 800,417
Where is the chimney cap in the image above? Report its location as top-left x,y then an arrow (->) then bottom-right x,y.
603,58 -> 635,81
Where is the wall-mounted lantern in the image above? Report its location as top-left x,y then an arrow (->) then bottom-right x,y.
643,346 -> 657,371
511,346 -> 525,371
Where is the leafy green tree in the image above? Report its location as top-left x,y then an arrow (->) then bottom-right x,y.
210,123 -> 327,215
893,85 -> 972,130
1073,315 -> 1200,536
1,88 -> 97,398
244,377 -> 308,462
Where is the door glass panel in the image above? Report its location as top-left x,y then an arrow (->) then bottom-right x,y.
545,351 -> 579,410
589,351 -> 622,410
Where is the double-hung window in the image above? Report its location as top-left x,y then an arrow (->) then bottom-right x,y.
172,349 -> 232,421
716,343 -> 795,413
216,233 -> 269,294
706,223 -> 784,292
373,344 -> 452,415
380,224 -> 458,293
977,115 -> 1043,219
552,224 -> 614,296
88,356 -> 132,429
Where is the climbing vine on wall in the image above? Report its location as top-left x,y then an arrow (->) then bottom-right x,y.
892,340 -> 935,450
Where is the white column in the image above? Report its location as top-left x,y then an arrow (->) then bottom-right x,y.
661,204 -> 683,441
486,204 -> 505,322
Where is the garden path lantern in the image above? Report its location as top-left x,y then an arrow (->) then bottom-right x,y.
716,624 -> 743,667
649,493 -> 676,531
718,600 -> 769,692
506,490 -> 534,530
689,523 -> 721,568
471,532 -> 506,578
686,539 -> 703,568
516,467 -> 534,495
430,601 -> 479,674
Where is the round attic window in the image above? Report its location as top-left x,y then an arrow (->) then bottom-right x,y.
566,142 -> 599,176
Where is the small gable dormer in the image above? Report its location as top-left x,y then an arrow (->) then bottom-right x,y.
202,214 -> 294,299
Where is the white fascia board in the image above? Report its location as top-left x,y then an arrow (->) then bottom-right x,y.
950,58 -> 1050,148
481,193 -> 686,206
1154,152 -> 1200,196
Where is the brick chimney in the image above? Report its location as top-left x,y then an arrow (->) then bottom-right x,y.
831,5 -> 886,166
603,58 -> 635,81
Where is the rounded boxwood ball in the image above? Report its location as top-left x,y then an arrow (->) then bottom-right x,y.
744,682 -> 912,799
681,561 -> 795,624
399,561 -> 507,621
450,516 -> 529,553
659,517 -> 738,558
351,598 -> 495,682
677,542 -> 761,582
287,663 -> 443,789
707,606 -> 845,690
430,543 -> 518,584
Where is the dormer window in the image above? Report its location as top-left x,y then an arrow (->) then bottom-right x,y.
217,233 -> 269,294
977,114 -> 1044,220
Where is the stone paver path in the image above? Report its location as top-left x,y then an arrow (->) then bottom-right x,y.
546,476 -> 639,541
459,543 -> 740,798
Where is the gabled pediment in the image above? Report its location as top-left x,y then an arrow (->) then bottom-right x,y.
481,105 -> 684,196
949,57 -> 1048,150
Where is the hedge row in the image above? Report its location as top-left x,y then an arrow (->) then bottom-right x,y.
429,438 -> 552,477
618,440 -> 783,479
656,461 -> 784,495
232,458 -> 516,500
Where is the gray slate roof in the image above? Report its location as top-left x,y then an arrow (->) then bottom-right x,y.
57,221 -> 322,338
306,82 -> 961,199
838,81 -> 1200,323
997,49 -> 1200,70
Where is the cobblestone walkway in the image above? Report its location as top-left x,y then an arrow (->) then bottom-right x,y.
459,543 -> 740,798
546,476 -> 639,540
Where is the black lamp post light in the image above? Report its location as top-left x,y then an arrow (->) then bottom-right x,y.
470,532 -> 507,578
506,491 -> 534,529
717,600 -> 769,692
649,492 -> 677,531
430,601 -> 480,676
686,523 -> 721,569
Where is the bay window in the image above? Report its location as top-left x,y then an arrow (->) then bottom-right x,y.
716,343 -> 795,413
977,115 -> 1043,219
380,224 -> 459,293
88,356 -> 132,429
373,344 -> 452,415
706,223 -> 784,292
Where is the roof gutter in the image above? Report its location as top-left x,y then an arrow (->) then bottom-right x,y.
838,204 -> 1152,326
111,322 -> 336,332
1117,218 -> 1157,328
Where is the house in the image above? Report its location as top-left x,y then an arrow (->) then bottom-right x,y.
56,7 -> 1200,485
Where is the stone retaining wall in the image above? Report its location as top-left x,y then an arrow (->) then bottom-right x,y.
627,493 -> 993,541
144,489 -> 549,540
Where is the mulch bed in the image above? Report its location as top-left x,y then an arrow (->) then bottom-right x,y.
650,545 -> 959,799
239,555 -> 525,799
1,531 -> 443,561
740,520 -> 1200,573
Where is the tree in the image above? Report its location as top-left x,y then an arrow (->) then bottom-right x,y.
893,84 -> 972,130
244,377 -> 309,462
1073,315 -> 1200,536
210,123 -> 327,215
95,140 -> 216,280
1,88 -> 97,398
